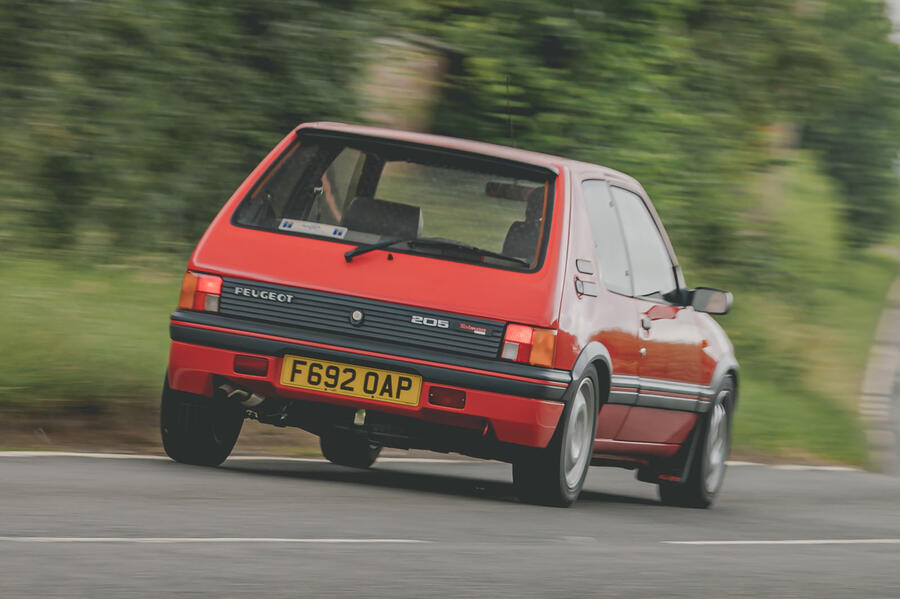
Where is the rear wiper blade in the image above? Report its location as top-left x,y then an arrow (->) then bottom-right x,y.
408,238 -> 531,267
344,236 -> 530,267
344,237 -> 409,262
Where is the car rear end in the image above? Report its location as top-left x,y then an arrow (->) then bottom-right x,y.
166,123 -> 572,460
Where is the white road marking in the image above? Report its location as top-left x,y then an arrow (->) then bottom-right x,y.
0,451 -> 473,463
723,460 -> 860,472
0,537 -> 430,544
664,539 -> 900,546
0,451 -> 168,460
0,451 -> 859,470
770,464 -> 859,472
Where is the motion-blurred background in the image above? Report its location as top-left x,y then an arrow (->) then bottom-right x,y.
1,0 -> 899,466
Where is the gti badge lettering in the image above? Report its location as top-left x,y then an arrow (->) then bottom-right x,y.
459,322 -> 488,336
411,315 -> 449,328
233,286 -> 294,303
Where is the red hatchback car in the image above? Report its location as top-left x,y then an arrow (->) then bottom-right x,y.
163,122 -> 737,508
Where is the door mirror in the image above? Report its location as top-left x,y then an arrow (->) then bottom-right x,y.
691,287 -> 732,314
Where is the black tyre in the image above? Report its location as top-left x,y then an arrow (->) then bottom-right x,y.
513,370 -> 599,507
659,377 -> 734,508
320,430 -> 382,469
160,377 -> 243,467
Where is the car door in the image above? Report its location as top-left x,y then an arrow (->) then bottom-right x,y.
579,180 -> 641,440
609,186 -> 705,444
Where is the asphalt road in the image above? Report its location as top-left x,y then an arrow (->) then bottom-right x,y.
1,453 -> 899,598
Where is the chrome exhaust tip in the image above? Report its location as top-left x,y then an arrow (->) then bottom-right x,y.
218,383 -> 265,407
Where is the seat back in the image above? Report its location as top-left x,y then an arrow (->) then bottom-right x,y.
342,198 -> 424,239
501,187 -> 544,261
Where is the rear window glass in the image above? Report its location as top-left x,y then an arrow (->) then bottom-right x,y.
233,133 -> 555,270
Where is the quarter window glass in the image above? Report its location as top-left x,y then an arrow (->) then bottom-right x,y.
612,187 -> 677,298
581,181 -> 631,295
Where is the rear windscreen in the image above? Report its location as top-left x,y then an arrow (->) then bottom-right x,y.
232,133 -> 555,270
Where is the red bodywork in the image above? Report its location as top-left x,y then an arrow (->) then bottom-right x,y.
168,122 -> 736,464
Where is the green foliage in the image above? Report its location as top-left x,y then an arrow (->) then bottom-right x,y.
0,256 -> 181,407
2,1 -> 898,258
730,246 -> 897,465
803,1 -> 900,245
387,0 -> 900,258
718,156 -> 898,464
0,0 -> 370,254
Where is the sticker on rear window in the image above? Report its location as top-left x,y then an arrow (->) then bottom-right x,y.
278,219 -> 347,239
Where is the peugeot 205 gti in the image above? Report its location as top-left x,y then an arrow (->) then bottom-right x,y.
163,122 -> 737,508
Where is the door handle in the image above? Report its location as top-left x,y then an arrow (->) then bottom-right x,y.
641,316 -> 652,331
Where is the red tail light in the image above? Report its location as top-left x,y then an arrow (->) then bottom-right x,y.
501,324 -> 557,368
178,271 -> 223,312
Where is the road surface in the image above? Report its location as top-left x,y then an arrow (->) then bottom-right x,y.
1,453 -> 898,598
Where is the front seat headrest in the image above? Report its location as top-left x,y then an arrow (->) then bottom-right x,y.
342,198 -> 424,239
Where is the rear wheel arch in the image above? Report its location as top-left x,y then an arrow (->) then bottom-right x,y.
570,342 -> 611,384
568,342 -> 613,409
590,360 -> 611,408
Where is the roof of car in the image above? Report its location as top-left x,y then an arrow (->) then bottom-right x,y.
296,122 -> 640,187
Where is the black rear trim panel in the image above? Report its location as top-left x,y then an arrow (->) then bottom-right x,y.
172,310 -> 569,384
170,319 -> 568,402
219,278 -> 504,360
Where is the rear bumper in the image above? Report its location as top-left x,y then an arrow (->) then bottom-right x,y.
168,317 -> 569,448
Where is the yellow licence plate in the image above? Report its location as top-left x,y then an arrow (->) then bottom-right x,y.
280,354 -> 422,406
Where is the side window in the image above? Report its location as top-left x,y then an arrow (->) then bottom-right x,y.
611,187 -> 677,299
581,181 -> 632,295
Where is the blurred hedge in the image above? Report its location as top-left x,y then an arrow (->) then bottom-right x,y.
402,0 -> 900,259
0,0 -> 370,253
1,0 -> 899,263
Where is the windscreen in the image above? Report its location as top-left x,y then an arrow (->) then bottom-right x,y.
233,133 -> 554,270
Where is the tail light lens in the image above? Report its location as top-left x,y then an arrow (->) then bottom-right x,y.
234,354 -> 269,376
428,386 -> 466,409
501,324 -> 557,368
178,271 -> 223,312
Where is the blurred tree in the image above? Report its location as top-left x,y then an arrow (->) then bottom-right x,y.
0,0 -> 369,253
0,0 -> 898,259
379,0 -> 900,260
802,0 -> 900,246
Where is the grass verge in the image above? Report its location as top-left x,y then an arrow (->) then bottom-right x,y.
0,256 -> 180,409
728,249 -> 898,466
0,246 -> 896,464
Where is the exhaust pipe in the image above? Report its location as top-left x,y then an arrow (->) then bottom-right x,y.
217,383 -> 265,407
217,382 -> 287,425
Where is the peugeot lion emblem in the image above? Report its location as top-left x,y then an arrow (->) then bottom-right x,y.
349,309 -> 365,326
